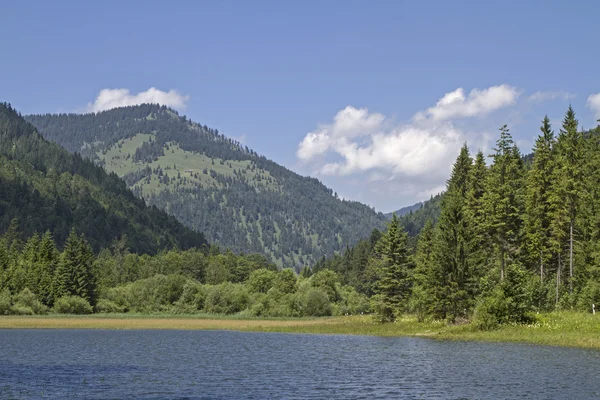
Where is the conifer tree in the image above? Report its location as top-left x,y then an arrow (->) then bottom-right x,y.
431,144 -> 473,319
551,106 -> 582,294
465,150 -> 489,272
22,233 -> 41,293
411,219 -> 435,319
524,116 -> 556,283
54,229 -> 97,304
37,231 -> 59,305
483,125 -> 525,281
373,214 -> 412,322
0,243 -> 8,291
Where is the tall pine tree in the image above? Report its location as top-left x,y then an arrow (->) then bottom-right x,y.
430,144 -> 474,320
483,125 -> 525,281
524,116 -> 556,283
550,106 -> 582,296
373,214 -> 412,322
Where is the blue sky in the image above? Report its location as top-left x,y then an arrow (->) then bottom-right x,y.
2,1 -> 600,212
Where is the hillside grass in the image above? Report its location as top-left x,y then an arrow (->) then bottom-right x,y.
1,312 -> 599,349
98,134 -> 280,197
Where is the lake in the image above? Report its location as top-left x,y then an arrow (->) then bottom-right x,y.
1,329 -> 599,399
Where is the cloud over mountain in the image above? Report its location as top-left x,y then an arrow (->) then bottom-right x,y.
297,85 -> 519,207
87,87 -> 189,113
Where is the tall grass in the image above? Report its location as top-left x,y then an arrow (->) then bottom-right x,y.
1,312 -> 599,349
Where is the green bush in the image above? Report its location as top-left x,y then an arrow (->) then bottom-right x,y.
370,293 -> 395,323
155,274 -> 189,306
408,285 -> 428,322
174,281 -> 208,312
473,264 -> 533,330
247,269 -> 277,293
528,278 -> 555,312
204,283 -> 249,314
310,270 -> 340,302
336,285 -> 370,316
577,280 -> 600,313
273,269 -> 297,294
104,286 -> 131,312
11,305 -> 34,315
95,299 -> 125,313
473,288 -> 507,330
104,274 -> 190,312
0,289 -> 12,315
303,288 -> 331,317
53,296 -> 93,314
14,288 -> 47,315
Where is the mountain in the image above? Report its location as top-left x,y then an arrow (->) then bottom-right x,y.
386,202 -> 425,218
26,104 -> 387,267
0,103 -> 206,254
397,194 -> 443,236
386,195 -> 444,237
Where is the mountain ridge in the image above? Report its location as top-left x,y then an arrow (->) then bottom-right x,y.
27,105 -> 388,267
0,102 -> 207,254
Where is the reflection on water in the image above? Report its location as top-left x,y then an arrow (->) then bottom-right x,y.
1,329 -> 599,399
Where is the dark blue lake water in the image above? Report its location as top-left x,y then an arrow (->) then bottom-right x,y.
0,329 -> 599,399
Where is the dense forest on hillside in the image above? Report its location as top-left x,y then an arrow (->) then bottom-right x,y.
6,104 -> 600,329
0,103 -> 206,254
27,105 -> 388,267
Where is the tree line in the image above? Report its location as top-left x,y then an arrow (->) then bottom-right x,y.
0,222 -> 369,317
317,106 -> 600,328
26,104 -> 389,267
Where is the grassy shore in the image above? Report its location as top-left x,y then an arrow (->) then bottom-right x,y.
1,312 -> 599,349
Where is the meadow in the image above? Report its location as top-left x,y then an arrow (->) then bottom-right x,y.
2,312 -> 599,349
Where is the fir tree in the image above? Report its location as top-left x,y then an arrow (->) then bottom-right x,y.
465,150 -> 489,272
373,214 -> 412,322
37,231 -> 58,305
551,106 -> 582,294
483,125 -> 525,281
431,144 -> 474,319
524,116 -> 556,283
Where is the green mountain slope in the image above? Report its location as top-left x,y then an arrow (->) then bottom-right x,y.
393,194 -> 443,236
0,103 -> 206,254
26,104 -> 387,267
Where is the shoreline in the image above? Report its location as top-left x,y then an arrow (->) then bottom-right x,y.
1,312 -> 599,349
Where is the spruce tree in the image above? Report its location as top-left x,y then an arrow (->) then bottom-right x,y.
54,229 -> 96,303
465,150 -> 489,273
411,219 -> 435,320
553,106 -> 582,294
373,214 -> 412,322
37,231 -> 59,305
483,125 -> 525,281
524,116 -> 556,283
431,144 -> 473,319
22,233 -> 40,294
54,229 -> 78,300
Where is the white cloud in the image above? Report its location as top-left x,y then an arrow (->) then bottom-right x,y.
414,84 -> 519,122
528,91 -> 575,103
296,107 -> 469,204
587,93 -> 600,119
87,87 -> 189,113
316,124 -> 463,177
296,85 -> 516,208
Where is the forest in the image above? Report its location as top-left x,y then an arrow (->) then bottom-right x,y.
0,103 -> 206,253
26,105 -> 388,267
4,101 -> 600,331
0,224 -> 369,318
320,106 -> 600,328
